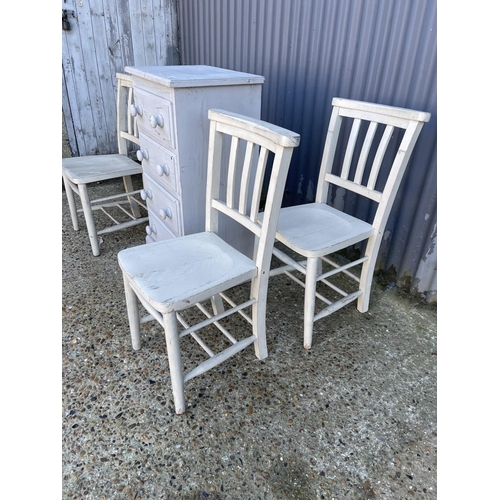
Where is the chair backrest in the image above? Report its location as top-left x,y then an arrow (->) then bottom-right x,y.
206,109 -> 300,271
116,72 -> 141,155
316,98 -> 431,233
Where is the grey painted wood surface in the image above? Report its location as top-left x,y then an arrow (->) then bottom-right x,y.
62,0 -> 180,157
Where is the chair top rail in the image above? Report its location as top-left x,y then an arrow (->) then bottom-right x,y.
332,97 -> 431,124
209,109 -> 300,148
116,72 -> 133,88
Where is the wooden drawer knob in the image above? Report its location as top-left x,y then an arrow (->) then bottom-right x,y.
130,103 -> 143,117
150,114 -> 164,128
140,188 -> 152,200
136,149 -> 149,162
156,164 -> 170,177
159,208 -> 173,220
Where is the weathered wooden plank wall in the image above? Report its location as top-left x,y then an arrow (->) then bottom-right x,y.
62,0 -> 180,157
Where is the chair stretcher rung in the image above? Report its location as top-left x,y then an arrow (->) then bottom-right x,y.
91,189 -> 143,204
282,270 -> 334,307
219,292 -> 253,325
97,216 -> 149,235
318,256 -> 367,282
179,298 -> 256,338
272,247 -> 306,274
184,335 -> 256,383
189,330 -> 215,358
314,290 -> 363,322
136,294 -> 163,324
176,311 -> 216,355
140,314 -> 155,324
91,196 -> 146,213
195,302 -> 238,344
319,278 -> 348,297
135,291 -> 252,358
269,265 -> 294,277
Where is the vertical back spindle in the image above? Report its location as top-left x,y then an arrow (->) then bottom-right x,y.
249,146 -> 269,222
340,118 -> 361,180
239,141 -> 256,215
366,124 -> 394,190
353,121 -> 378,185
226,136 -> 240,209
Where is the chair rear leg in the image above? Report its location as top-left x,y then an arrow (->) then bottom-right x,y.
357,237 -> 378,313
163,312 -> 186,414
78,183 -> 100,256
123,175 -> 141,218
304,257 -> 319,350
123,276 -> 142,350
62,174 -> 79,231
251,277 -> 269,360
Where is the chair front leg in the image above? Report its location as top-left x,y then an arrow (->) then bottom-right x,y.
78,183 -> 100,256
304,257 -> 319,350
62,174 -> 79,231
123,276 -> 142,350
163,312 -> 186,415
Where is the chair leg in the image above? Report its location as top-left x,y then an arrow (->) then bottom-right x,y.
78,183 -> 100,256
163,312 -> 186,414
62,174 -> 79,231
251,278 -> 269,360
122,175 -> 141,218
304,257 -> 319,350
357,237 -> 377,313
123,276 -> 142,350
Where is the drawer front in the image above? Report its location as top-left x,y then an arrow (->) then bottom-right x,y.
145,211 -> 177,243
142,173 -> 182,236
137,131 -> 180,196
134,88 -> 176,150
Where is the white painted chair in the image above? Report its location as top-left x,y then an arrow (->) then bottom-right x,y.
62,73 -> 148,256
118,109 -> 300,414
269,98 -> 431,349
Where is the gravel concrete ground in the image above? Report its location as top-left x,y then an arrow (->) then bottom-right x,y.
61,167 -> 437,499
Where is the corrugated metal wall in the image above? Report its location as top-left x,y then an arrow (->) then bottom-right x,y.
62,0 -> 180,157
178,0 -> 437,302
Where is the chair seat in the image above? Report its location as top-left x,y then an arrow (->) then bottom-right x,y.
62,154 -> 142,184
118,231 -> 258,314
275,202 -> 375,257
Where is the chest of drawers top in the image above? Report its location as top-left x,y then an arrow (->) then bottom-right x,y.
125,65 -> 265,88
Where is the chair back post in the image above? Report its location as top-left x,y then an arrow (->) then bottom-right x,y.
205,119 -> 224,235
315,106 -> 342,204
253,145 -> 294,275
249,144 -> 294,344
370,119 -> 425,240
116,72 -> 140,155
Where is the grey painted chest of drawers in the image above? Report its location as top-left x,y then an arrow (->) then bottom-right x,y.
125,65 -> 265,256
